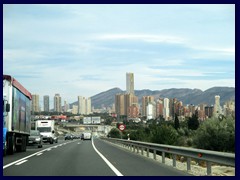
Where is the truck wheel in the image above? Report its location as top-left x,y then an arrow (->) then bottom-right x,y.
21,136 -> 27,152
50,139 -> 53,144
7,135 -> 15,155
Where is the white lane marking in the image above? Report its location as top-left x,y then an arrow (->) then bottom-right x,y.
3,141 -> 75,169
92,139 -> 123,176
46,148 -> 51,151
36,153 -> 43,156
15,160 -> 28,165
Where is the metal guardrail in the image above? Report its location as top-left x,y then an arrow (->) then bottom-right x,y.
101,137 -> 235,176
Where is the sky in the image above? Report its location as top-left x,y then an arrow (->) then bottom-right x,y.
3,4 -> 235,108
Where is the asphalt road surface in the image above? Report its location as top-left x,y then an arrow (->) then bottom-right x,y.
3,138 -> 191,176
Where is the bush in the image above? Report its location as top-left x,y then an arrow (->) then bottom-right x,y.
108,128 -> 121,138
193,117 -> 235,152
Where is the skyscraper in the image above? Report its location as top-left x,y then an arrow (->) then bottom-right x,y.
78,96 -> 91,115
126,72 -> 134,95
163,98 -> 170,120
54,94 -> 62,112
214,95 -> 222,117
32,94 -> 40,113
43,95 -> 49,112
142,96 -> 154,116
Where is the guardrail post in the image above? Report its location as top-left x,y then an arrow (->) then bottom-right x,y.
147,148 -> 149,157
153,150 -> 156,160
133,145 -> 135,153
187,157 -> 191,171
141,147 -> 144,155
173,154 -> 176,167
137,146 -> 139,153
207,161 -> 212,176
162,152 -> 165,164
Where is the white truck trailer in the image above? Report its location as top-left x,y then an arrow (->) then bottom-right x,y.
3,75 -> 32,155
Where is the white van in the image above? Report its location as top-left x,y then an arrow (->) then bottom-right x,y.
81,132 -> 92,140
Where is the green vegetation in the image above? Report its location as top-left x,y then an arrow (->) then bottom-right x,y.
108,114 -> 235,153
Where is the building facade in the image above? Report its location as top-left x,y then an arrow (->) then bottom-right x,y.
43,95 -> 49,112
54,94 -> 62,112
32,94 -> 40,113
126,72 -> 134,95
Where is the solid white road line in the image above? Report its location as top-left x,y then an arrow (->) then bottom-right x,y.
92,139 -> 123,176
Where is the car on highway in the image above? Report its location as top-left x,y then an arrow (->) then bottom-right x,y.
65,133 -> 73,140
28,130 -> 43,148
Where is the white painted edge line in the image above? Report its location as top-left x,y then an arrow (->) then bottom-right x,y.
92,139 -> 123,176
15,160 -> 28,165
36,153 -> 43,156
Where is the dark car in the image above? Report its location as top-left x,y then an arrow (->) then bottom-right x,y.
65,134 -> 73,140
28,130 -> 43,148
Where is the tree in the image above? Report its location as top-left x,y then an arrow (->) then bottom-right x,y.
151,125 -> 179,145
188,112 -> 199,130
108,128 -> 121,138
193,116 -> 235,152
174,114 -> 180,130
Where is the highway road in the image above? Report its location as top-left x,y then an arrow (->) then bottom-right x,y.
3,138 -> 191,176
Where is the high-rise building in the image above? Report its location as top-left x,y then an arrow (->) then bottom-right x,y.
115,94 -> 125,116
43,95 -> 49,112
86,97 -> 91,115
126,72 -> 134,95
156,98 -> 164,118
64,100 -> 69,112
78,96 -> 91,115
147,102 -> 156,120
54,94 -> 62,112
163,98 -> 170,120
142,96 -> 154,116
214,95 -> 222,118
205,106 -> 214,118
32,94 -> 40,113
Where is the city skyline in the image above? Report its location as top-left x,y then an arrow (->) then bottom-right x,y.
3,4 -> 235,105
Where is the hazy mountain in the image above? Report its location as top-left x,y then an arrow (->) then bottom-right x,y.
70,87 -> 235,109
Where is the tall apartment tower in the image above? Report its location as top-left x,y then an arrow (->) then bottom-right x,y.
115,94 -> 125,116
32,94 -> 40,113
126,72 -> 134,95
86,97 -> 92,115
163,98 -> 170,120
78,96 -> 91,115
142,96 -> 155,116
78,96 -> 86,115
54,94 -> 62,112
43,95 -> 50,112
214,95 -> 222,118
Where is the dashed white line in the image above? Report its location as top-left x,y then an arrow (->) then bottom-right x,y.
36,153 -> 43,156
15,160 -> 28,165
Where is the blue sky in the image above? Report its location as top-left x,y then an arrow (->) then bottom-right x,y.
3,4 -> 235,108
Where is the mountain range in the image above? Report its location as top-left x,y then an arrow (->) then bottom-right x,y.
71,87 -> 235,109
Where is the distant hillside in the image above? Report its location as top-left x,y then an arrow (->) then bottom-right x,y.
70,87 -> 235,109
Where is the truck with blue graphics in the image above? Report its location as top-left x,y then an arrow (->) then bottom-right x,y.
3,75 -> 32,155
